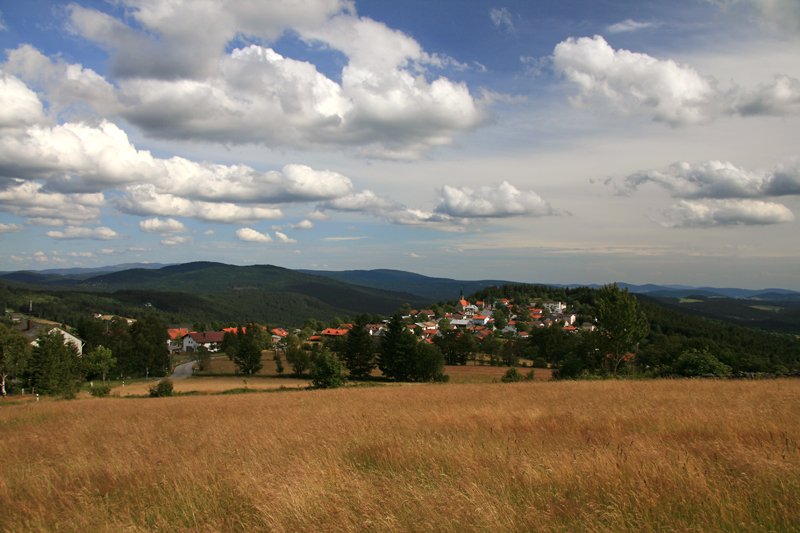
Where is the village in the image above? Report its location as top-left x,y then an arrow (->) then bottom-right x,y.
165,296 -> 592,357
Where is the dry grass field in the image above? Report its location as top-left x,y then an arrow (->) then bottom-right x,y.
1,379 -> 798,532
444,364 -> 552,383
110,376 -> 310,396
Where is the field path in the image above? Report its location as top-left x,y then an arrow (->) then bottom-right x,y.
171,360 -> 196,380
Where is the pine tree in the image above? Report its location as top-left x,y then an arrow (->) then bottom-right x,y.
378,314 -> 417,381
342,321 -> 375,378
232,326 -> 263,375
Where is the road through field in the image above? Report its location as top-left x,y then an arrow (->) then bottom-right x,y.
171,360 -> 196,380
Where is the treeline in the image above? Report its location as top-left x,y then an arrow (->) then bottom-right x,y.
0,314 -> 169,397
464,284 -> 800,378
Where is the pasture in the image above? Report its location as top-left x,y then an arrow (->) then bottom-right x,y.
1,379 -> 798,531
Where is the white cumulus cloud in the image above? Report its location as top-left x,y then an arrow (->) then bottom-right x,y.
606,19 -> 655,33
661,199 -> 795,227
139,217 -> 186,233
553,35 -> 716,125
46,226 -> 119,240
435,181 -> 556,218
235,227 -> 272,243
624,159 -> 800,198
58,3 -> 486,159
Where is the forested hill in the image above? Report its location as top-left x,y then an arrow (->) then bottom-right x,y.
298,268 -> 510,301
0,262 -> 429,326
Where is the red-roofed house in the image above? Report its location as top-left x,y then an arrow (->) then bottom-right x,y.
167,328 -> 190,353
271,328 -> 289,338
183,331 -> 225,352
321,328 -> 349,337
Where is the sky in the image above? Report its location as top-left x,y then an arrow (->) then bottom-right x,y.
0,0 -> 799,289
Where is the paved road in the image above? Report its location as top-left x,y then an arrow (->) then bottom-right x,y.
171,360 -> 197,380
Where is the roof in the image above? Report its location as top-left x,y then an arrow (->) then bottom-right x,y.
271,328 -> 289,337
459,298 -> 469,307
321,328 -> 349,336
222,326 -> 246,335
167,328 -> 189,340
188,331 -> 225,343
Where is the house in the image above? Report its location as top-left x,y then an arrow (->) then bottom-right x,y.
472,314 -> 491,327
321,328 -> 349,337
29,327 -> 85,356
366,323 -> 385,336
167,327 -> 190,353
542,301 -> 566,315
183,331 -> 225,352
450,319 -> 472,329
271,328 -> 289,338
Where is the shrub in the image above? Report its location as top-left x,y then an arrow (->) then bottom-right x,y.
311,350 -> 346,389
501,367 -> 523,383
89,385 -> 112,398
149,378 -> 174,397
672,348 -> 732,377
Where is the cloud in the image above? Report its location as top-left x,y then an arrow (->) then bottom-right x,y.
731,75 -> 800,116
0,223 -> 21,233
117,185 -> 283,224
139,217 -> 186,233
489,7 -> 516,34
552,35 -> 800,125
709,0 -> 800,33
3,45 -> 119,119
160,235 -> 191,246
291,219 -> 314,230
323,236 -> 366,241
0,181 -> 102,224
606,19 -> 655,33
0,11 -> 7,32
46,226 -> 119,240
235,227 -> 272,243
624,159 -> 800,198
435,181 -> 557,218
60,4 -> 486,158
0,71 -> 46,129
553,35 -> 717,125
274,231 -> 297,244
661,199 -> 795,227
320,189 -> 468,229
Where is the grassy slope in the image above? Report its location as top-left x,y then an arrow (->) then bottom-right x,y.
1,380 -> 798,532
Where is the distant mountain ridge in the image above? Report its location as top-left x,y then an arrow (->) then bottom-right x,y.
2,263 -> 798,302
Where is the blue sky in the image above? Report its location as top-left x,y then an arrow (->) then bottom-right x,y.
0,0 -> 799,288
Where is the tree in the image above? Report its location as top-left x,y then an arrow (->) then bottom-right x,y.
492,308 -> 508,330
286,344 -> 311,375
28,331 -> 82,396
127,315 -> 169,377
410,342 -> 446,382
594,284 -> 649,375
232,326 -> 263,375
0,324 -> 30,396
672,348 -> 732,377
379,314 -> 418,381
311,349 -> 346,389
82,345 -> 116,384
341,321 -> 375,378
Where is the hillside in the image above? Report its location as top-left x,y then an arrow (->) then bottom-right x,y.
0,262 -> 428,326
298,268 -> 511,301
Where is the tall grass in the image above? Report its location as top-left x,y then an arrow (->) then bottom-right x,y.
1,380 -> 798,531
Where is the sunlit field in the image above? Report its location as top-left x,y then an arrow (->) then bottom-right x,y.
109,376 -> 310,396
1,380 -> 798,532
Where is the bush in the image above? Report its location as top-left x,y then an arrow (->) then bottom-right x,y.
501,367 -> 523,383
149,378 -> 174,397
311,350 -> 346,389
672,348 -> 732,377
89,385 -> 112,397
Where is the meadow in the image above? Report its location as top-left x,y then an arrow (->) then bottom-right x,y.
1,379 -> 798,532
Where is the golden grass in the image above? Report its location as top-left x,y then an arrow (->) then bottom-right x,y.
1,380 -> 799,532
109,376 -> 310,396
445,364 -> 552,383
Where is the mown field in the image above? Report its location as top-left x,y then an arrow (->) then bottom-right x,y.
1,380 -> 798,532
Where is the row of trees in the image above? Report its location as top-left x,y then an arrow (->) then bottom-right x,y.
0,324 -> 119,397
